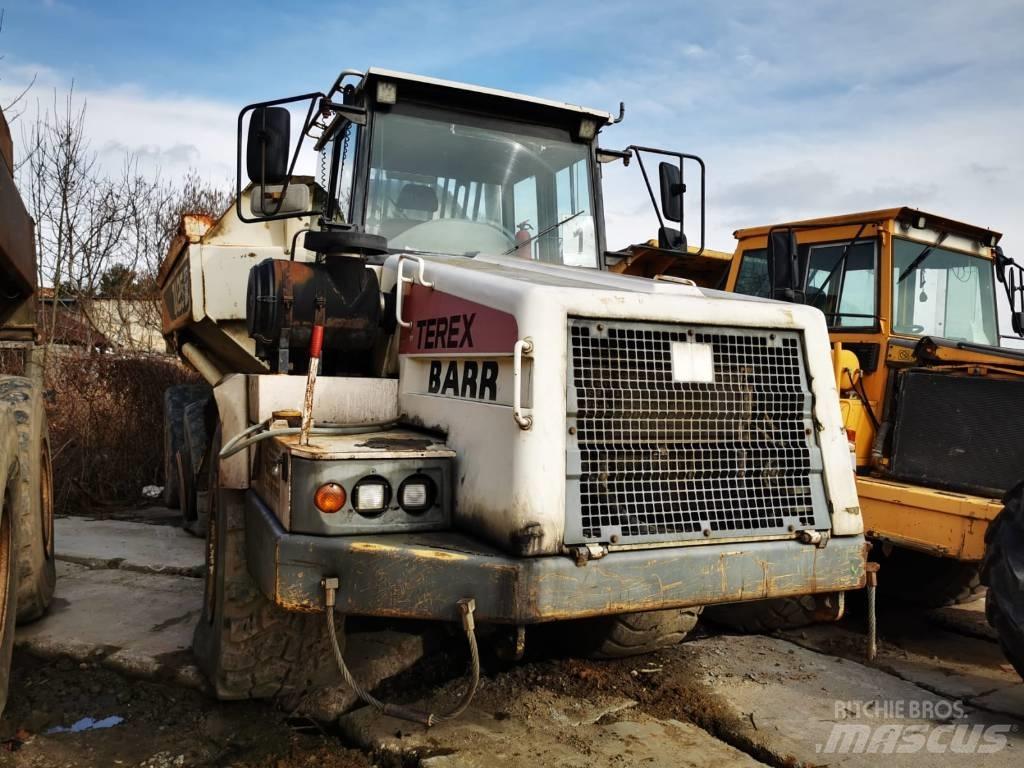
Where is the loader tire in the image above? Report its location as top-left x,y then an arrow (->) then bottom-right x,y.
162,384 -> 210,509
881,547 -> 985,608
982,482 -> 1024,679
568,607 -> 702,659
702,595 -> 820,633
192,427 -> 338,700
0,405 -> 22,713
0,377 -> 55,624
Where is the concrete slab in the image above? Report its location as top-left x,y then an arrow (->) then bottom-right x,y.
16,562 -> 205,688
339,682 -> 764,768
55,516 -> 204,576
681,635 -> 1023,767
780,617 -> 1022,710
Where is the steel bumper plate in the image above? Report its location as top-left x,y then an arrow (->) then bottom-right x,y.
246,492 -> 868,623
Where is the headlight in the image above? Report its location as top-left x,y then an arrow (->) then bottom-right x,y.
314,482 -> 346,514
352,476 -> 391,517
398,474 -> 437,514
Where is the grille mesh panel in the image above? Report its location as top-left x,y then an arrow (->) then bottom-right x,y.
566,319 -> 825,545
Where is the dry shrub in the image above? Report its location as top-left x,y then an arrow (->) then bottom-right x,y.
39,349 -> 200,514
0,349 -> 26,377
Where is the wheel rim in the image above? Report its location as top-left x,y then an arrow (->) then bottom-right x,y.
40,442 -> 54,559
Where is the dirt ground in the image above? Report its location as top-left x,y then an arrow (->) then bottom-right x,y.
0,651 -> 370,768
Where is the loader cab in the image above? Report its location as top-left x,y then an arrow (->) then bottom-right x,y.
726,208 -> 1023,472
238,69 -> 616,268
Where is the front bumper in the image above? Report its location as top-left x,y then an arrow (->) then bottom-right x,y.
246,492 -> 868,623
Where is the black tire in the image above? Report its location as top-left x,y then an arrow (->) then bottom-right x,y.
192,427 -> 338,699
0,377 -> 55,625
982,482 -> 1024,679
179,398 -> 211,534
566,607 -> 702,659
163,384 -> 210,509
880,547 -> 986,608
703,595 -> 821,633
0,405 -> 22,713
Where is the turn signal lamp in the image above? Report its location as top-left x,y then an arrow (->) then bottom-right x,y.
314,483 -> 346,514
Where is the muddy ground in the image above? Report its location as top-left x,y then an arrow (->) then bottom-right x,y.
3,513 -> 1022,767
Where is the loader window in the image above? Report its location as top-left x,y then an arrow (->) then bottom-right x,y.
735,239 -> 878,328
364,111 -> 598,267
892,237 -> 998,344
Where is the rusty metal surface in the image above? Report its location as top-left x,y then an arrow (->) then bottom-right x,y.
245,492 -> 867,622
0,124 -> 35,305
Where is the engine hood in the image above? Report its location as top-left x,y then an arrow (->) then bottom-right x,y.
381,251 -> 862,556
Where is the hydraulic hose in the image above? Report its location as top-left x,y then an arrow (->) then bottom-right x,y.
322,578 -> 480,727
219,420 -> 397,460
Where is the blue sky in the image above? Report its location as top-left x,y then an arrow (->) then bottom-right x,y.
2,0 -> 1023,265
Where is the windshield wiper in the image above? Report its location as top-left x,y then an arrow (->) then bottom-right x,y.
897,232 -> 948,283
816,223 -> 868,298
502,210 -> 584,256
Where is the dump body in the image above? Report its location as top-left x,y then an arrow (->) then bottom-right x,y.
0,110 -> 36,341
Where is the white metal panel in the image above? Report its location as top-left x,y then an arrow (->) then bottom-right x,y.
247,375 -> 399,425
387,252 -> 864,553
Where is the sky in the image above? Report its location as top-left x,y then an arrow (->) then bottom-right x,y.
1,0 -> 1023,334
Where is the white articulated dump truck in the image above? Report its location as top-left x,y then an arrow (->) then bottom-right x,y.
158,68 -> 867,721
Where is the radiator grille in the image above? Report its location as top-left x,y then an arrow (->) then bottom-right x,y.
890,369 -> 1024,497
565,319 -> 828,546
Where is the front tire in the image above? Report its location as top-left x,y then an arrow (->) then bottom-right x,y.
566,607 -> 702,659
0,377 -> 55,624
0,405 -> 22,713
880,547 -> 985,608
703,595 -> 822,633
192,427 -> 337,699
982,482 -> 1024,679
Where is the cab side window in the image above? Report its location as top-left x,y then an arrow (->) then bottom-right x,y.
734,248 -> 770,298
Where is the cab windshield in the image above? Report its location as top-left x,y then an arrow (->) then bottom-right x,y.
364,111 -> 598,267
892,237 -> 998,344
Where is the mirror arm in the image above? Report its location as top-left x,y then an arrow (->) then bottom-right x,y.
631,149 -> 665,234
236,92 -> 326,224
626,145 -> 705,257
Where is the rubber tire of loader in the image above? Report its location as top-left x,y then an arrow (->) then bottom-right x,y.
702,595 -> 820,633
0,377 -> 55,624
162,384 -> 211,510
880,547 -> 986,609
0,404 -> 22,713
192,427 -> 339,700
569,607 -> 703,659
981,481 -> 1024,679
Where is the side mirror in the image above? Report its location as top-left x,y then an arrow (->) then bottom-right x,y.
766,228 -> 808,302
246,106 -> 291,185
658,162 -> 684,223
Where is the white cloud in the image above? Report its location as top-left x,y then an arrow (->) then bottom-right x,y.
0,68 -> 237,185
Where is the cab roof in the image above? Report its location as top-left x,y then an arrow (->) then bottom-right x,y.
734,207 -> 1002,246
358,68 -> 614,128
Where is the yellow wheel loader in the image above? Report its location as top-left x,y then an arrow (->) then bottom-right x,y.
613,208 -> 1024,675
